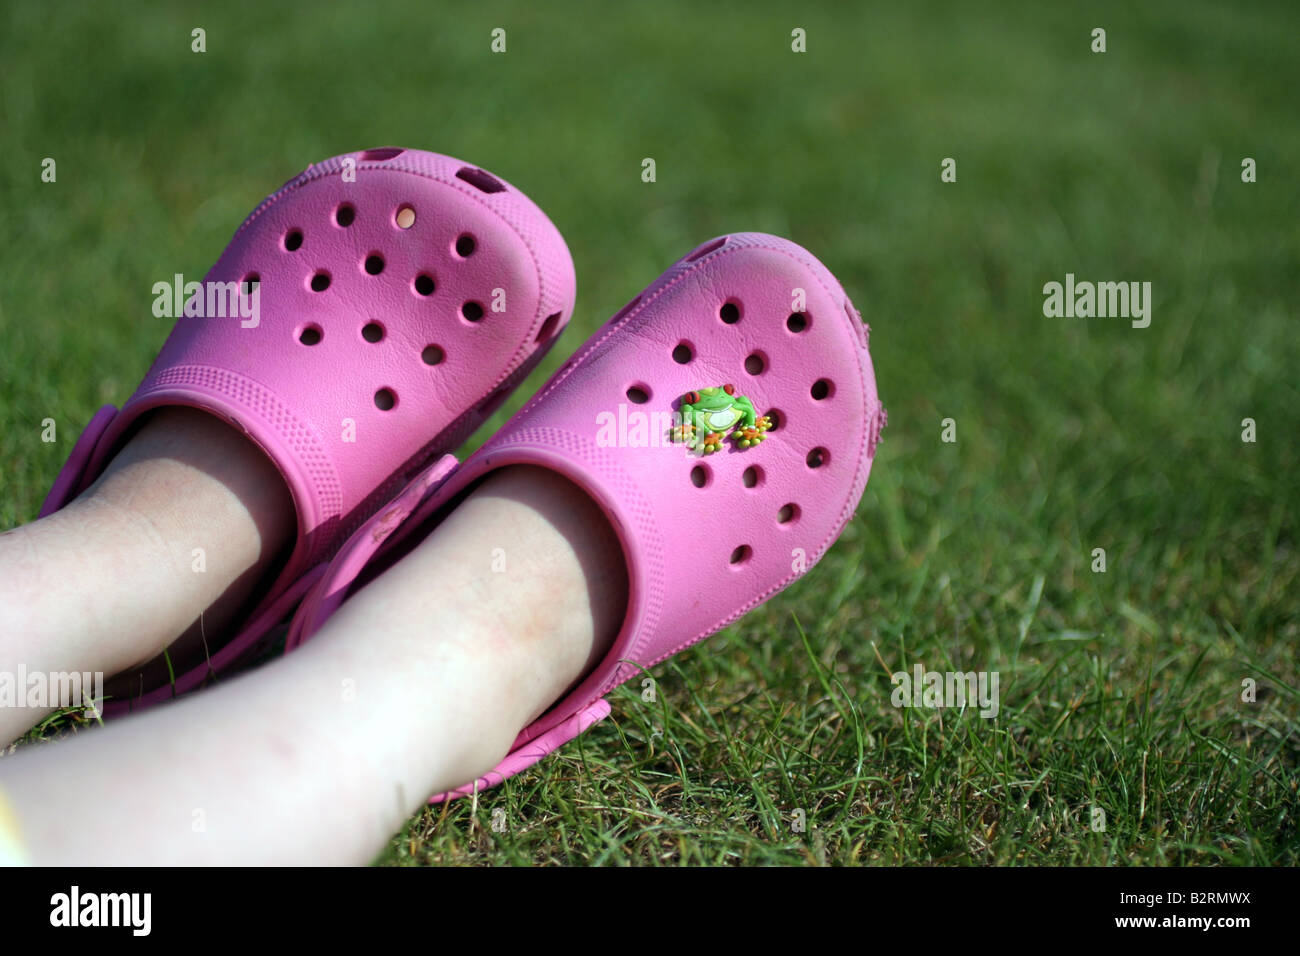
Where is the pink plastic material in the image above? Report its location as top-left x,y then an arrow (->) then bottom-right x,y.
38,148 -> 576,711
287,232 -> 886,800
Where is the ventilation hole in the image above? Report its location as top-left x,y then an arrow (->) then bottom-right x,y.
421,345 -> 445,366
360,147 -> 404,161
719,301 -> 740,324
535,311 -> 562,343
744,353 -> 766,375
362,322 -> 384,343
766,410 -> 783,431
777,503 -> 799,525
455,166 -> 506,194
812,379 -> 833,400
284,229 -> 303,251
364,254 -> 385,275
686,237 -> 727,262
298,325 -> 322,345
787,312 -> 808,333
462,301 -> 484,322
690,465 -> 708,488
396,205 -> 416,229
335,204 -> 356,227
807,447 -> 829,468
414,274 -> 435,296
742,466 -> 761,488
626,385 -> 650,404
672,343 -> 693,364
310,272 -> 331,292
241,274 -> 260,296
374,388 -> 396,410
455,234 -> 476,257
729,545 -> 752,565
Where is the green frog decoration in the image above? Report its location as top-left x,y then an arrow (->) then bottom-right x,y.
669,384 -> 773,454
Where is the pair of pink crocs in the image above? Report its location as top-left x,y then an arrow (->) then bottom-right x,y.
42,148 -> 886,801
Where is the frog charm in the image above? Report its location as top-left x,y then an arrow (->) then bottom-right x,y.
669,384 -> 773,454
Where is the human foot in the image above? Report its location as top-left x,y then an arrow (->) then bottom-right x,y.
34,148 -> 576,713
286,232 -> 886,800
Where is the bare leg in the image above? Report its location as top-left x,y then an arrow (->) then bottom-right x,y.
0,408 -> 294,742
0,466 -> 626,865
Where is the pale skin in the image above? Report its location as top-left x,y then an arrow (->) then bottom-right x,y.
0,408 -> 627,865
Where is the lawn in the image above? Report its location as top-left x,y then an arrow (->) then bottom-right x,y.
1,0 -> 1296,864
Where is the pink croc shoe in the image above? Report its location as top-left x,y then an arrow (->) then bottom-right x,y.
40,147 -> 576,711
286,232 -> 886,800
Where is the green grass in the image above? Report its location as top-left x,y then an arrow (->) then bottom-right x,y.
2,0 -> 1297,865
